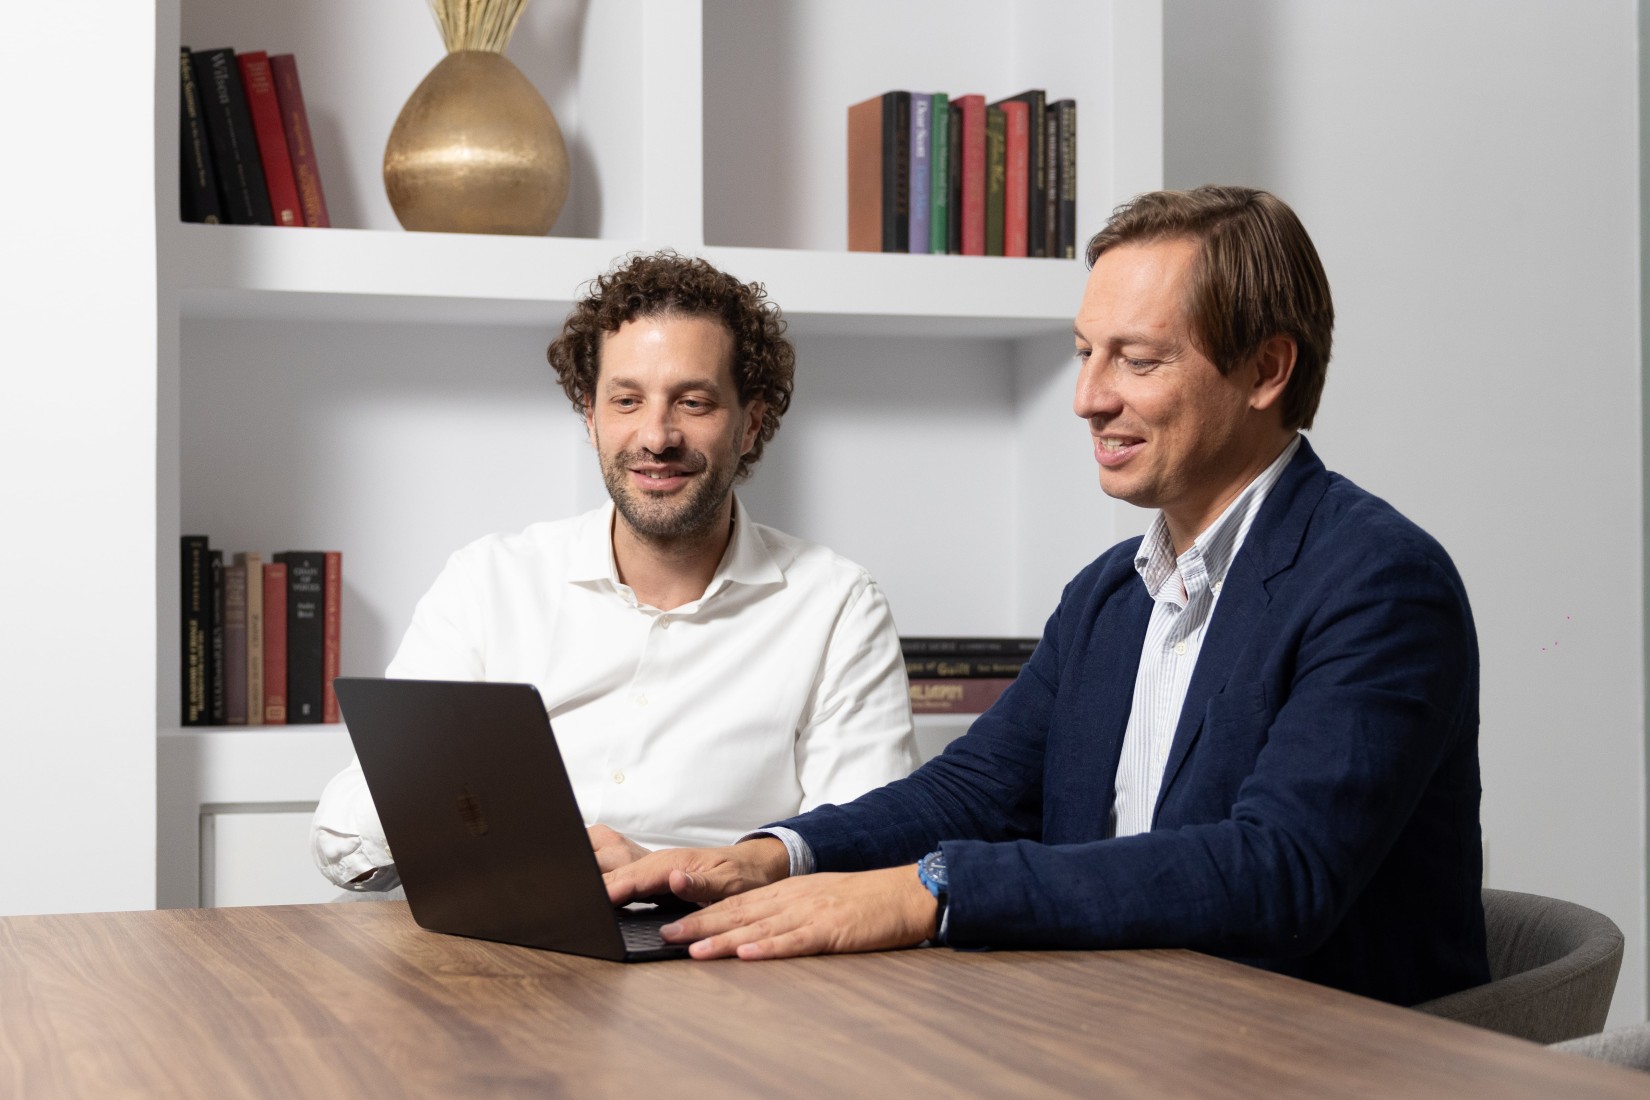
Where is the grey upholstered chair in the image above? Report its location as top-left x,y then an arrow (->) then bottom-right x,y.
1550,1021 -> 1650,1072
1413,887 -> 1624,1043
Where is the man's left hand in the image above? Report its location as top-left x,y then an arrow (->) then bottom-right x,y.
587,824 -> 650,872
659,864 -> 939,960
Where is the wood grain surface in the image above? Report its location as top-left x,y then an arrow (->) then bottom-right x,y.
0,902 -> 1642,1098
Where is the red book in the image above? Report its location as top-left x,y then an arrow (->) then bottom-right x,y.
236,51 -> 302,226
269,54 -> 331,228
955,94 -> 986,256
909,677 -> 1016,715
262,562 -> 288,724
323,551 -> 342,723
1000,100 -> 1030,257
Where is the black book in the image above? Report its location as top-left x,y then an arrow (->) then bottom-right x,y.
1052,99 -> 1078,259
905,656 -> 1028,679
276,551 -> 326,723
901,636 -> 1040,658
947,100 -> 963,254
178,48 -> 222,224
884,91 -> 911,252
190,48 -> 274,225
208,549 -> 226,725
180,535 -> 212,726
994,89 -> 1047,257
1042,104 -> 1060,259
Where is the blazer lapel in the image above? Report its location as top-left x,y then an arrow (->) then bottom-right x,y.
1151,438 -> 1331,823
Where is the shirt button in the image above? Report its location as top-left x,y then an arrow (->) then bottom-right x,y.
613,771 -> 625,784
635,694 -> 649,707
1212,579 -> 1223,594
1173,641 -> 1188,656
658,618 -> 671,630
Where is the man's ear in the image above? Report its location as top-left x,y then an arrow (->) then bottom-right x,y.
584,399 -> 597,447
740,398 -> 767,456
1248,335 -> 1297,413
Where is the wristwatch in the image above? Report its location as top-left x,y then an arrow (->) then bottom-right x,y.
917,849 -> 950,945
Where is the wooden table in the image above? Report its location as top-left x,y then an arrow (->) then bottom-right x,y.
0,902 -> 1641,1098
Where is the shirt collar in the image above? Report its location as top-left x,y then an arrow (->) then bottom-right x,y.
1134,434 -> 1302,602
567,495 -> 784,601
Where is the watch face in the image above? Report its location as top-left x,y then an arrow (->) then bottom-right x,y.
920,849 -> 949,892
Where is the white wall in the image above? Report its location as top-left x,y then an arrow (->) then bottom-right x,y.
0,2 -> 159,913
1165,0 -> 1646,1025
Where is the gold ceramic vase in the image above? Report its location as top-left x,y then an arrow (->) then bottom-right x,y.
383,50 -> 569,235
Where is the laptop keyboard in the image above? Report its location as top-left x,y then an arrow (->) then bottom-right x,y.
619,917 -> 671,952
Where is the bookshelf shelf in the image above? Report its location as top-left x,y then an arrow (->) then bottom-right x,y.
156,0 -> 1163,909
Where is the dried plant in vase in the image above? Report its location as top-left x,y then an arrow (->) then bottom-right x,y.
383,0 -> 570,235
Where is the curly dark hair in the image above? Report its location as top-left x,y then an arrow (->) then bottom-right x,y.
547,250 -> 796,480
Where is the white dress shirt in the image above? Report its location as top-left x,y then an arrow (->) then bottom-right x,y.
313,497 -> 918,890
1109,436 -> 1300,838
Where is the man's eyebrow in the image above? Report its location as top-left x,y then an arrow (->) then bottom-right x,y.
601,375 -> 722,392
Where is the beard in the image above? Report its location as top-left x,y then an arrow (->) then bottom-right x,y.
601,445 -> 739,540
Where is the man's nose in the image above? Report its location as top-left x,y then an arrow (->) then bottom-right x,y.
639,405 -> 683,453
1073,360 -> 1120,420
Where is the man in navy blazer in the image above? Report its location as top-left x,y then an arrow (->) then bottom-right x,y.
604,186 -> 1490,1005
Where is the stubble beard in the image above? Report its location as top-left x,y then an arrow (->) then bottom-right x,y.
602,446 -> 739,541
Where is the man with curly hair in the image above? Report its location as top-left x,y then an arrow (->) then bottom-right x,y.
312,251 -> 918,894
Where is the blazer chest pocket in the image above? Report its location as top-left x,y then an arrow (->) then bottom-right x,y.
1186,682 -> 1273,804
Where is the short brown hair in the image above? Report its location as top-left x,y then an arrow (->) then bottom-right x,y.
547,250 -> 796,479
1085,186 -> 1334,431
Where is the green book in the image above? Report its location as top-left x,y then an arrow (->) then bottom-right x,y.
985,105 -> 1006,257
929,92 -> 950,254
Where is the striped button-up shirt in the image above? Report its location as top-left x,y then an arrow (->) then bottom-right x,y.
1108,436 -> 1301,838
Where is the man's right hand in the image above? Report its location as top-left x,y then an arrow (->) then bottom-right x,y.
604,837 -> 790,908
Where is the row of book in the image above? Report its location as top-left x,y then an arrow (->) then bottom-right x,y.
903,636 -> 1037,715
180,47 -> 332,228
181,538 -> 341,727
848,89 -> 1076,259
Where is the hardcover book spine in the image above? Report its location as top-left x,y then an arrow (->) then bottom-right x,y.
191,48 -> 274,225
901,636 -> 1040,657
323,551 -> 342,724
1001,100 -> 1030,257
276,551 -> 325,723
909,677 -> 1016,715
985,105 -> 1006,257
262,562 -> 288,724
236,51 -> 302,227
1054,99 -> 1078,259
908,94 -> 931,254
846,94 -> 886,253
178,48 -> 222,224
905,657 -> 1028,679
180,536 -> 211,726
998,89 -> 1047,257
222,563 -> 248,724
1043,103 -> 1060,259
240,552 -> 264,726
956,94 -> 985,256
946,101 -> 963,255
209,549 -> 226,724
929,92 -> 949,254
885,92 -> 911,252
269,54 -> 331,227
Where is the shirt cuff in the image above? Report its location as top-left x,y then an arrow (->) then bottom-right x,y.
742,826 -> 815,877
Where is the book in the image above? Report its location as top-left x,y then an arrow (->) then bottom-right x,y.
323,550 -> 342,724
985,105 -> 1006,257
180,535 -> 212,726
946,100 -> 963,254
269,54 -> 331,228
955,94 -> 985,256
929,93 -> 949,254
1042,103 -> 1060,259
994,90 -> 1047,257
178,48 -> 222,224
191,48 -> 274,225
222,562 -> 248,724
1001,99 -> 1030,257
905,657 -> 1028,679
1052,99 -> 1078,259
263,561 -> 288,724
902,637 -> 1040,657
236,51 -> 302,227
238,552 -> 264,726
847,91 -> 911,252
909,677 -> 1016,715
276,551 -> 325,723
908,94 -> 931,254
208,549 -> 226,724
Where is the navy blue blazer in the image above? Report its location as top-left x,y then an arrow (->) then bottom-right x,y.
777,439 -> 1489,1005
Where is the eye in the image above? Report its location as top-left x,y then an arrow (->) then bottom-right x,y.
680,397 -> 712,412
1074,346 -> 1092,362
612,396 -> 640,409
1122,357 -> 1158,372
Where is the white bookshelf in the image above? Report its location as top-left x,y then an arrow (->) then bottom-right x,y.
155,0 -> 1163,907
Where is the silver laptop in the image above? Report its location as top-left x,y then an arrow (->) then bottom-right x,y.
333,677 -> 691,961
